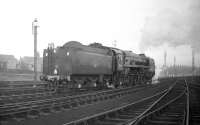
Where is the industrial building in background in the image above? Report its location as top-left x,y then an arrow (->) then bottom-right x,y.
0,54 -> 42,73
159,49 -> 200,77
159,65 -> 200,77
18,54 -> 43,72
0,54 -> 18,71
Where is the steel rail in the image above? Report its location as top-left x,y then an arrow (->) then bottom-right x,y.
0,85 -> 151,121
188,79 -> 200,124
134,90 -> 186,125
132,80 -> 187,125
126,80 -> 178,125
0,85 -> 148,108
63,88 -> 169,125
185,79 -> 190,125
62,81 -> 175,125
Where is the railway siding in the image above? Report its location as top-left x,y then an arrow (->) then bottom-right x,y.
131,77 -> 200,125
1,82 -> 171,125
0,86 -> 152,123
3,77 -> 199,125
63,80 -> 178,125
132,79 -> 188,125
188,79 -> 200,125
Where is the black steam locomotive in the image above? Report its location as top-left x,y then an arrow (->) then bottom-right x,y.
41,41 -> 155,88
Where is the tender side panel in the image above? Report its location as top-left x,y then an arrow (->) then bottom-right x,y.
72,50 -> 112,75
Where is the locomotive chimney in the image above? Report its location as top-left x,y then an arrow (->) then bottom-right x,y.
32,18 -> 39,81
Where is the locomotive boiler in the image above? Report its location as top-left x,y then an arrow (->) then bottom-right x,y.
41,41 -> 155,88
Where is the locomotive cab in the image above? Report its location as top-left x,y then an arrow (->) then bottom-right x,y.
111,48 -> 124,71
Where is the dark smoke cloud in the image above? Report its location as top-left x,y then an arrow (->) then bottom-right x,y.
140,0 -> 200,52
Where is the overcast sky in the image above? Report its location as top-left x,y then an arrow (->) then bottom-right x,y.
0,0 -> 199,68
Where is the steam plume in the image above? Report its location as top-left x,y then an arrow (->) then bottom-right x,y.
140,0 -> 200,52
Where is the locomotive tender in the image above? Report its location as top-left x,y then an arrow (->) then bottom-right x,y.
42,41 -> 155,88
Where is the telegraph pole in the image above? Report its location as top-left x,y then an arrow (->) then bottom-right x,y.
192,48 -> 195,76
32,19 -> 39,81
163,50 -> 167,77
164,51 -> 167,67
174,56 -> 176,76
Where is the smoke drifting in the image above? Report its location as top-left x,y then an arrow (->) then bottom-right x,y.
140,0 -> 200,52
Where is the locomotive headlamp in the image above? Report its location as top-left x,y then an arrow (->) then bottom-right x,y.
53,69 -> 57,75
78,84 -> 82,88
66,52 -> 69,56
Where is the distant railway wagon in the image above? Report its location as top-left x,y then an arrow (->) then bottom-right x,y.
41,41 -> 155,88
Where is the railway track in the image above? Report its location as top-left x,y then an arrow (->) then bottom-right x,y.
0,81 -> 46,88
1,77 -> 198,125
0,86 -> 112,105
65,90 -> 167,125
0,90 -> 55,105
0,82 -> 151,105
133,77 -> 200,125
0,84 -> 154,123
133,80 -> 188,125
0,81 -> 48,96
64,79 -> 186,125
0,79 -> 171,103
0,87 -> 50,96
0,83 -> 54,105
189,82 -> 200,125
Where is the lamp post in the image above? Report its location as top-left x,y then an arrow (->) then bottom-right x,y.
32,19 -> 39,81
